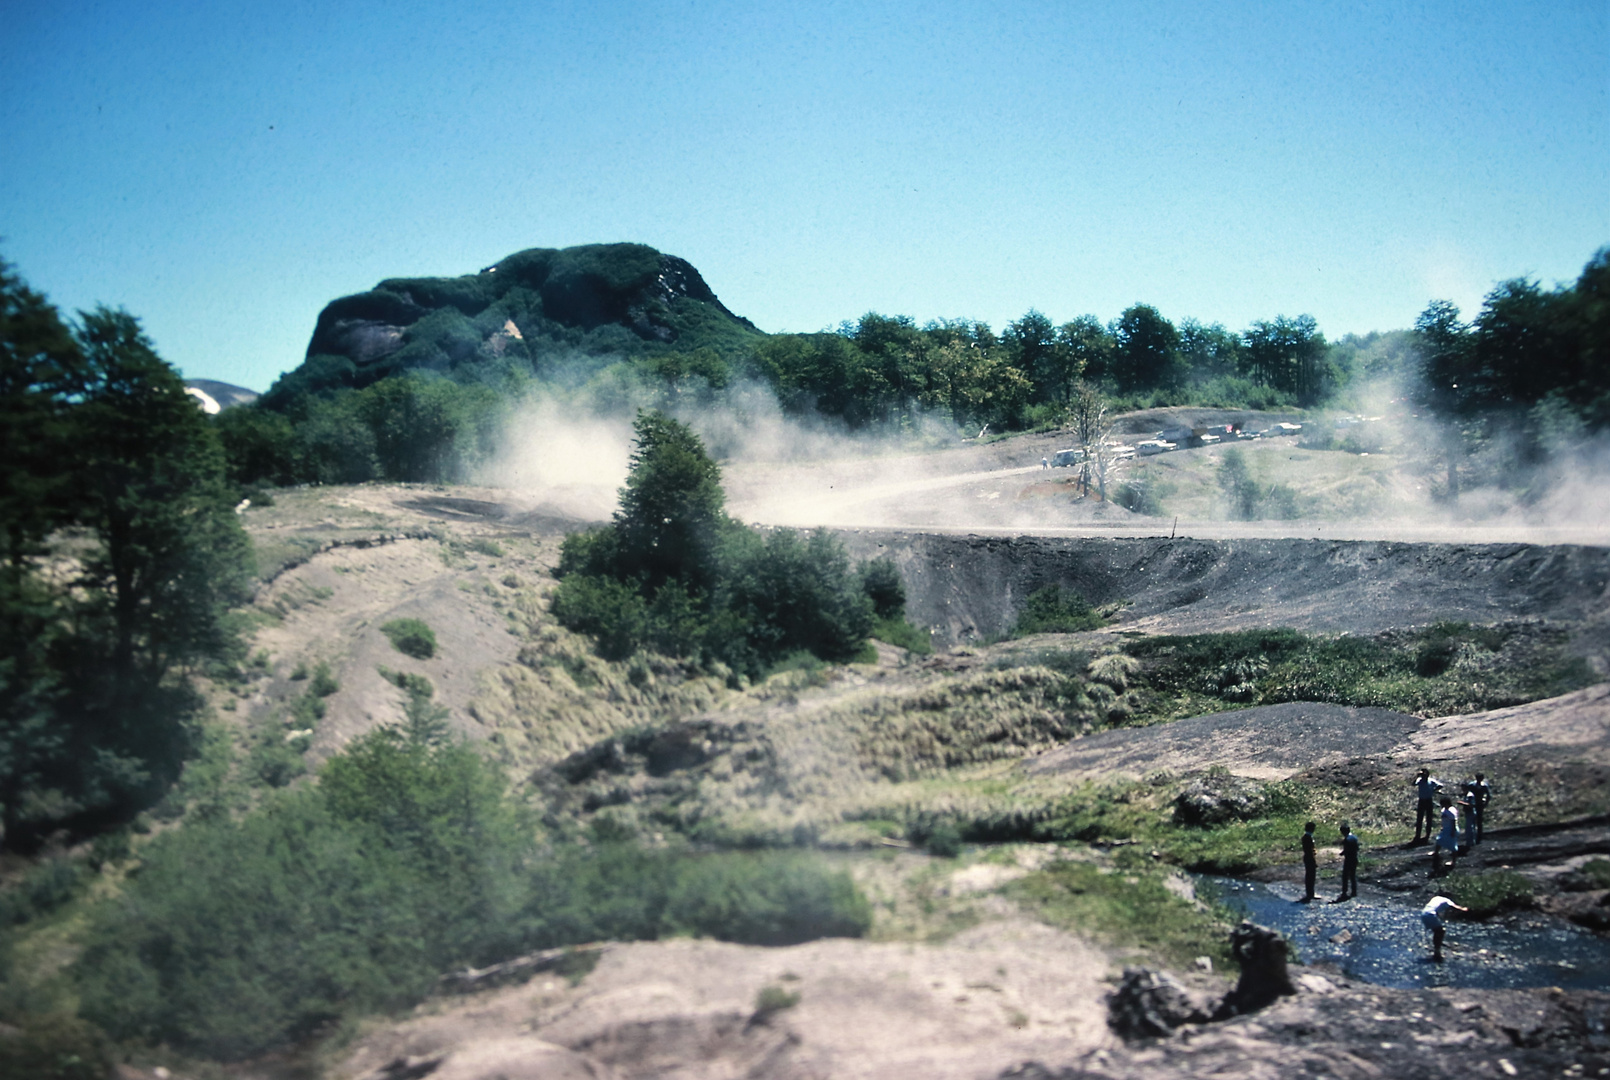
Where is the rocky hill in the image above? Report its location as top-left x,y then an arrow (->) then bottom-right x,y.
262,243 -> 763,405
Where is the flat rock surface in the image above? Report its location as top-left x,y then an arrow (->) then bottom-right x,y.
335,919 -> 1113,1080
1025,702 -> 1426,782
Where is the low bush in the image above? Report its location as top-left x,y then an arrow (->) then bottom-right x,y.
1012,585 -> 1104,636
0,857 -> 86,928
1006,857 -> 1232,968
1120,624 -> 1593,721
381,618 -> 437,659
870,615 -> 932,655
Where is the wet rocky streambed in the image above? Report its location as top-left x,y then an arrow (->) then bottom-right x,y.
1202,875 -> 1610,991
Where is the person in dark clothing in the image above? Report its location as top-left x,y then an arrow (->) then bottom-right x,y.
1413,768 -> 1442,842
1335,822 -> 1360,901
1466,772 -> 1491,843
1300,821 -> 1318,902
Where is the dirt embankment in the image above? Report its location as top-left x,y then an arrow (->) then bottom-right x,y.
841,531 -> 1610,646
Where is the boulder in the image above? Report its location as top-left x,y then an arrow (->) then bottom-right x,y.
1172,772 -> 1267,826
1107,966 -> 1213,1039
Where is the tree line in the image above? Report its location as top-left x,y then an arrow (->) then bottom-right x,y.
207,245 -> 1606,491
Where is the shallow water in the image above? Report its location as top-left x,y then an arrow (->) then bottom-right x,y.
1200,876 -> 1610,991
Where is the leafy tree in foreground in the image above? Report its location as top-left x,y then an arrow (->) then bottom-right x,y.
0,269 -> 252,850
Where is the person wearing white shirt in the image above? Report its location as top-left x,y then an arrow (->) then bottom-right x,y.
1420,895 -> 1469,961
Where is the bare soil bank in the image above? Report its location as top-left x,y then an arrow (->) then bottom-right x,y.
840,531 -> 1610,646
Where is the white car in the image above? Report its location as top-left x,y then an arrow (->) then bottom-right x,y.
1136,439 -> 1175,456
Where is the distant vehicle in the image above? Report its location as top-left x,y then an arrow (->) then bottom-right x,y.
1158,425 -> 1193,445
1136,439 -> 1175,456
1272,422 -> 1303,435
1103,443 -> 1138,461
1191,433 -> 1221,447
1052,448 -> 1085,467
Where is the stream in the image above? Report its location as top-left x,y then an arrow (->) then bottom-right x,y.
1199,876 -> 1610,991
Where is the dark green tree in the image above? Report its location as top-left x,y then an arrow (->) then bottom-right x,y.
1057,316 -> 1113,388
0,260 -> 83,854
0,298 -> 252,849
611,410 -> 731,593
1242,315 -> 1329,404
1111,304 -> 1182,393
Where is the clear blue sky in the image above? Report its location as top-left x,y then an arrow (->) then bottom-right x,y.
3,0 -> 1606,392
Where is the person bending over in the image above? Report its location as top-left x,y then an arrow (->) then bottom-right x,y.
1421,895 -> 1469,961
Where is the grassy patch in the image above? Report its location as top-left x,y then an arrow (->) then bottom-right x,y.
871,615 -> 933,655
1443,870 -> 1535,917
1120,622 -> 1593,722
1006,856 -> 1232,968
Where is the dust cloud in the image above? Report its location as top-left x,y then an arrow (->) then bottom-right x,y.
474,370 -> 1610,544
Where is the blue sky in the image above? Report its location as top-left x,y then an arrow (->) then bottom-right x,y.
3,0 -> 1606,392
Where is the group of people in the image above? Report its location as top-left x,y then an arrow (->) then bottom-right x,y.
1413,768 -> 1492,870
1292,768 -> 1493,961
1299,820 -> 1360,903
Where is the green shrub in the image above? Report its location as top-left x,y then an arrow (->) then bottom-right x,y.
859,557 -> 906,619
0,857 -> 85,927
0,1012 -> 112,1080
381,618 -> 437,659
1114,481 -> 1163,516
308,661 -> 340,698
1579,858 -> 1610,890
870,615 -> 933,655
1445,870 -> 1534,917
1012,585 -> 1104,636
754,985 -> 801,1019
923,823 -> 963,859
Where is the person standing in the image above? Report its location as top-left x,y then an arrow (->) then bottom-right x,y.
1421,895 -> 1470,961
1336,822 -> 1360,901
1413,768 -> 1442,842
1300,821 -> 1318,902
1434,796 -> 1463,872
1467,772 -> 1491,843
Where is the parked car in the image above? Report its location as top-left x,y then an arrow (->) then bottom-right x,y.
1136,439 -> 1175,456
1052,448 -> 1085,467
